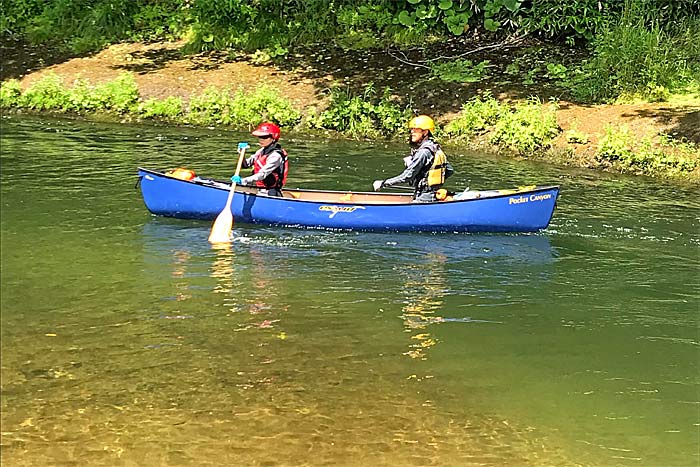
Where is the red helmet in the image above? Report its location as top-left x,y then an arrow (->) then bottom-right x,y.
251,122 -> 281,140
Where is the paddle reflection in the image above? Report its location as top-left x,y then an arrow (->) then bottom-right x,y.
210,242 -> 235,295
398,252 -> 448,360
244,245 -> 288,320
171,249 -> 193,302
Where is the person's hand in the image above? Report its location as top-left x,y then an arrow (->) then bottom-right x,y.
373,180 -> 384,191
231,175 -> 243,185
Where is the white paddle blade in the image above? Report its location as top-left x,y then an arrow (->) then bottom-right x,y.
208,209 -> 233,243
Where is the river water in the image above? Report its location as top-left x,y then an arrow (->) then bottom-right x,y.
1,115 -> 698,467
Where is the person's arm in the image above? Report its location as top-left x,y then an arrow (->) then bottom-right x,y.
232,154 -> 257,184
383,149 -> 431,187
241,152 -> 283,184
241,154 -> 255,169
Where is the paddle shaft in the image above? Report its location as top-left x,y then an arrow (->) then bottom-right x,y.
224,146 -> 247,209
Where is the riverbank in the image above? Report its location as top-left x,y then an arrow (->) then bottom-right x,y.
2,39 -> 699,182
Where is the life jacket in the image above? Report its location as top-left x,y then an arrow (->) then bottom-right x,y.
427,146 -> 449,188
414,139 -> 451,190
252,145 -> 289,190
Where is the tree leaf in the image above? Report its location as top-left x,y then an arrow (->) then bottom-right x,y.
398,10 -> 415,27
444,12 -> 470,35
484,18 -> 500,32
503,0 -> 521,12
416,4 -> 435,19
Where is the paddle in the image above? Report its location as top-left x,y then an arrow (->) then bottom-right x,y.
208,142 -> 249,243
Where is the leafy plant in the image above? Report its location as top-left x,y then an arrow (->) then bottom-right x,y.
311,84 -> 411,139
430,59 -> 491,83
187,85 -> 301,128
336,2 -> 393,49
229,86 -> 301,128
490,98 -> 560,154
139,96 -> 184,119
522,67 -> 540,85
94,73 -> 140,113
12,0 -> 189,54
522,0 -> 614,41
565,128 -> 589,144
20,73 -> 71,110
596,125 -> 699,176
0,79 -> 22,107
444,94 -> 504,138
545,63 -> 568,80
573,2 -> 700,102
187,86 -> 232,125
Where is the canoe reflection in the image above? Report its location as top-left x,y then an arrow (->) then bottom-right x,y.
141,220 -> 554,263
142,220 -> 554,360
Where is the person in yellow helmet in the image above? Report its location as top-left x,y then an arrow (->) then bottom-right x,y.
373,115 -> 454,202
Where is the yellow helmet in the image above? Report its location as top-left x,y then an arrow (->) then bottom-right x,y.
408,115 -> 435,132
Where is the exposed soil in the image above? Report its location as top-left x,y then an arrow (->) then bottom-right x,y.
2,38 -> 699,174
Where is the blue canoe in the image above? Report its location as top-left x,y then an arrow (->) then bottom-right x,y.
137,168 -> 560,233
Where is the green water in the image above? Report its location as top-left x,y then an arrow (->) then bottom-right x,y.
1,116 -> 698,467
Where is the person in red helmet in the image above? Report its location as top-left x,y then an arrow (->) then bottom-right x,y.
231,122 -> 289,197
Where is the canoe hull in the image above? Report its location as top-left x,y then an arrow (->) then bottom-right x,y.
138,168 -> 559,233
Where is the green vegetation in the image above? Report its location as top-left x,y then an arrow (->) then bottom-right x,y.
0,79 -> 22,107
430,59 -> 491,83
3,0 -> 698,105
1,0 -> 189,54
186,86 -> 301,128
444,95 -> 560,154
7,73 -> 139,113
0,74 -> 300,130
444,94 -> 503,138
491,99 -> 560,154
308,84 -> 411,139
139,96 -> 184,121
4,0 -> 696,52
596,126 -> 698,178
2,72 -> 697,179
571,3 -> 700,102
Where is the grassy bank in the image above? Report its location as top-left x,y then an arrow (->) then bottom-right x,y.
2,72 -> 698,181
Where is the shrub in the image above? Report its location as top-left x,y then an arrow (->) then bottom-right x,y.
596,126 -> 699,176
67,78 -> 107,112
62,73 -> 140,113
20,73 -> 71,110
187,86 -> 231,125
490,99 -> 560,154
596,125 -> 635,162
311,84 -> 411,139
573,4 -> 700,102
0,80 -> 22,108
229,86 -> 301,128
444,94 -> 504,139
139,96 -> 184,119
94,73 -> 140,113
187,85 -> 301,129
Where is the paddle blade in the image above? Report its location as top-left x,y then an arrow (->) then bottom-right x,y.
208,209 -> 233,243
